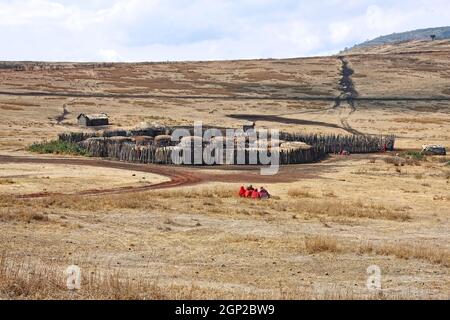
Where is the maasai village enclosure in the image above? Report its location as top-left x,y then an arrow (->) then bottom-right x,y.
0,37 -> 449,300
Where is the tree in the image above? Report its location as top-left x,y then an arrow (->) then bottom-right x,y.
430,34 -> 436,41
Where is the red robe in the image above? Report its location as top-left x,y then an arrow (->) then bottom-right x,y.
251,191 -> 260,199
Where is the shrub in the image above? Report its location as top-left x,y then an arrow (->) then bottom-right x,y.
383,156 -> 404,167
304,235 -> 339,254
0,179 -> 15,185
404,151 -> 425,161
287,188 -> 316,198
358,242 -> 450,267
0,208 -> 48,223
28,140 -> 90,156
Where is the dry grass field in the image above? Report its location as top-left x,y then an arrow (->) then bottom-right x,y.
0,39 -> 449,299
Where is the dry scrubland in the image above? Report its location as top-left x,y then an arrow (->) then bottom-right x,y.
0,39 -> 449,299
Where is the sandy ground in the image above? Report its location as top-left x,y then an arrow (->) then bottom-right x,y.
1,154 -> 449,299
0,162 -> 169,195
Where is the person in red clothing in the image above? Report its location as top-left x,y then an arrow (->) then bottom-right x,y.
238,186 -> 246,197
251,188 -> 260,199
245,185 -> 254,198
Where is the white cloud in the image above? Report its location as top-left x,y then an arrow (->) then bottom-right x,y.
0,0 -> 449,61
329,22 -> 352,44
98,49 -> 122,62
366,5 -> 408,33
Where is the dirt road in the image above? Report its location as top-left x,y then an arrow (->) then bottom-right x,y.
1,90 -> 449,102
0,154 -> 203,198
227,56 -> 363,135
0,154 -> 338,198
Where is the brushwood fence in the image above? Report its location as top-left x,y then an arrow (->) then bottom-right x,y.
279,132 -> 395,154
78,137 -> 328,165
60,128 -> 395,166
80,138 -> 173,164
58,127 -> 168,143
59,132 -> 98,143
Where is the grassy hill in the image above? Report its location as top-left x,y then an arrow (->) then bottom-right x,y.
0,38 -> 449,151
343,26 -> 450,53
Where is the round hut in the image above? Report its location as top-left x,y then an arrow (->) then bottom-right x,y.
133,136 -> 155,146
107,136 -> 133,143
154,135 -> 173,147
179,136 -> 205,147
209,136 -> 235,147
258,139 -> 283,149
280,141 -> 311,151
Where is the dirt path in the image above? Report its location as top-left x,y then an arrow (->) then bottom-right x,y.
1,90 -> 449,102
0,154 -> 203,198
0,154 -> 341,198
226,56 -> 365,135
227,112 -> 363,135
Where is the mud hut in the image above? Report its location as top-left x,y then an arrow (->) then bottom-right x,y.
210,136 -> 235,147
258,139 -> 283,148
179,136 -> 205,147
154,135 -> 173,147
279,141 -> 311,150
133,136 -> 155,146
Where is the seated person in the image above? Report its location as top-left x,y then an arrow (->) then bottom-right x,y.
259,187 -> 270,199
251,188 -> 260,199
238,186 -> 246,197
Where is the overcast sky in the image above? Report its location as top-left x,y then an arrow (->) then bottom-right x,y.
0,0 -> 449,62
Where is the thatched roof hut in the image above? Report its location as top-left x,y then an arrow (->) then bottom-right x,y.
179,136 -> 204,147
209,136 -> 235,147
257,139 -> 283,148
107,136 -> 133,143
154,135 -> 173,147
280,141 -> 311,151
133,136 -> 155,146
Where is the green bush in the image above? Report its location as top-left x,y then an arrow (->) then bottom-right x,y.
28,140 -> 90,156
404,151 -> 425,161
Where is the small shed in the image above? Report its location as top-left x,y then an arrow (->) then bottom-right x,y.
243,121 -> 255,132
77,113 -> 109,126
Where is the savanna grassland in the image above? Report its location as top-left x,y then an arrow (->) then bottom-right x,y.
0,39 -> 449,299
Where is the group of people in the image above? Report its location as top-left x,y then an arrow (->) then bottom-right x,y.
239,185 -> 270,199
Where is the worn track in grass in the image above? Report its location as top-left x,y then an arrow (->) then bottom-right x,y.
1,90 -> 450,101
0,154 -> 202,198
0,154 -> 335,198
